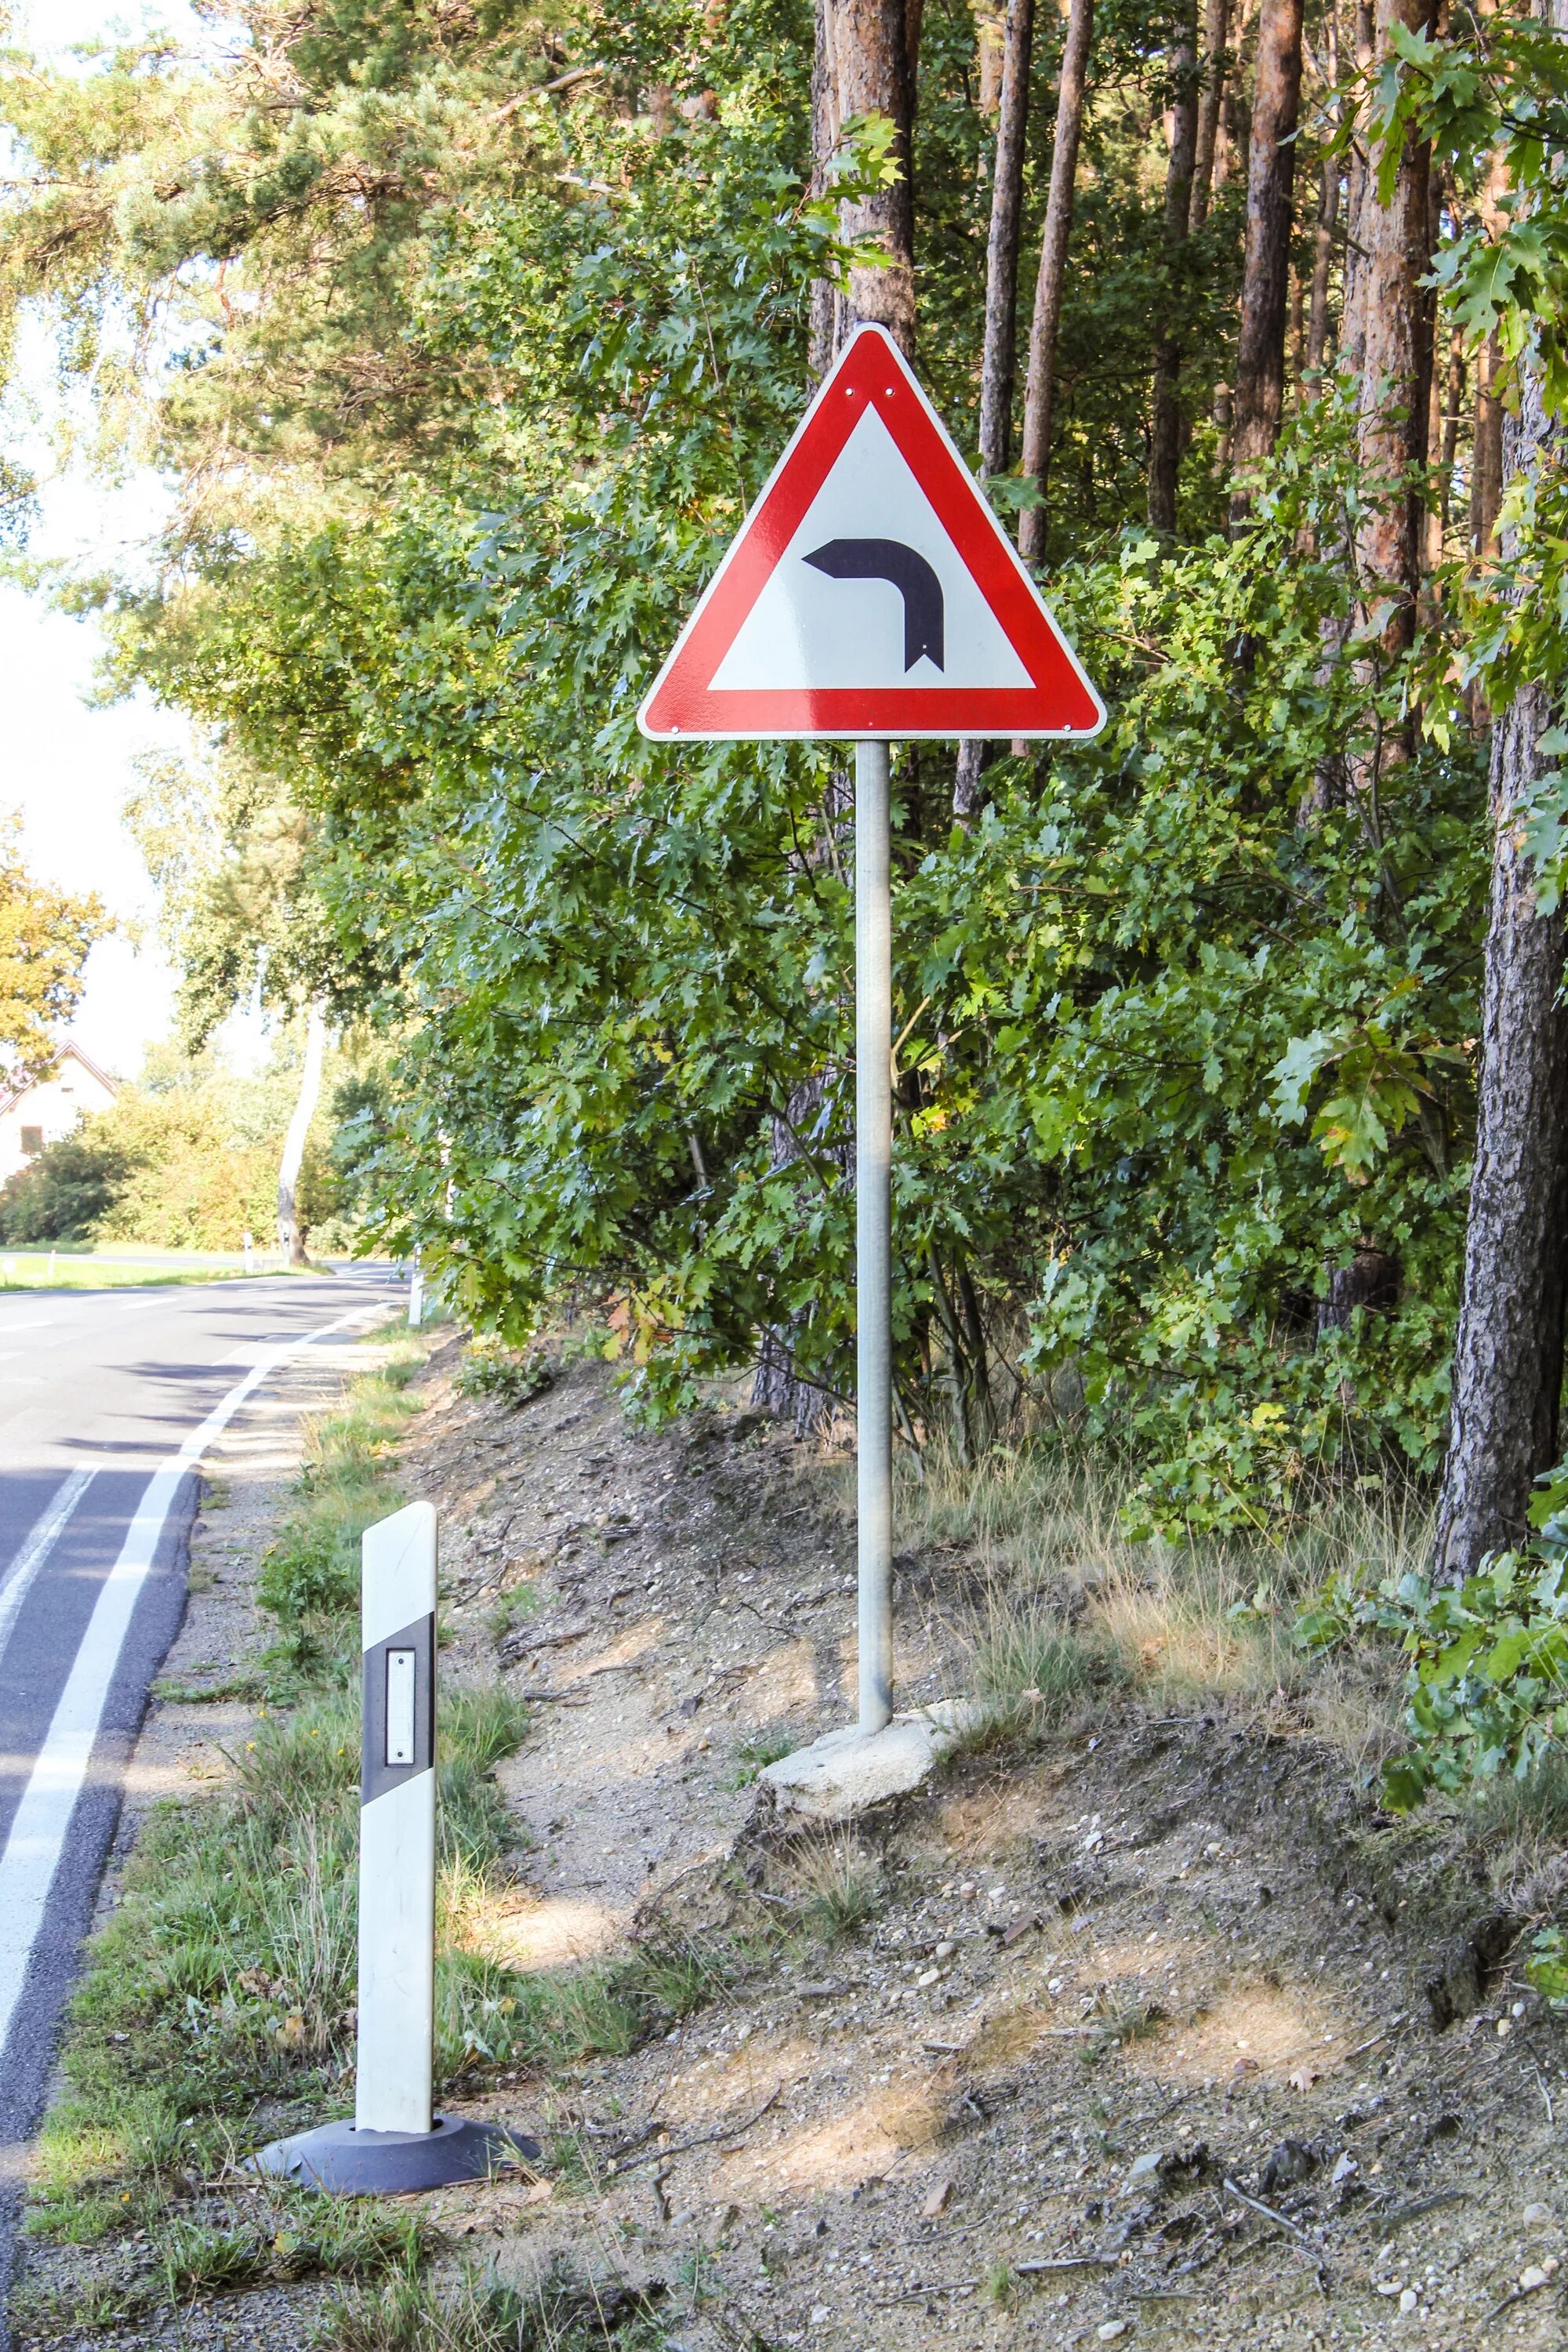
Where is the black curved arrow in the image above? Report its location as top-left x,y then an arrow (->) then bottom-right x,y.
803,538 -> 946,673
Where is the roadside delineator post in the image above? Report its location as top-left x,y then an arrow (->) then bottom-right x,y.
249,1502 -> 539,2192
408,1251 -> 425,1329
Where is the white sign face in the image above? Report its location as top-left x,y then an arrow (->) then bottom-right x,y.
637,321 -> 1105,742
710,403 -> 1033,695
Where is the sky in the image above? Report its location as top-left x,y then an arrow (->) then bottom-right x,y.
1,0 -> 244,1082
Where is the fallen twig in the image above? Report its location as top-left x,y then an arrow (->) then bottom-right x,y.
1484,2278 -> 1552,2325
1222,2177 -> 1313,2245
1376,2190 -> 1468,2230
611,2088 -> 780,2173
873,2278 -> 975,2307
1015,2255 -> 1118,2275
506,1620 -> 592,1656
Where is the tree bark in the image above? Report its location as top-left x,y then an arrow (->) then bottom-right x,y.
1468,147 -> 1509,561
1018,0 -> 1094,561
956,0 -> 1034,818
1304,2 -> 1341,383
277,1000 -> 326,1268
1147,5 -> 1199,533
1189,0 -> 1230,232
1352,0 -> 1434,653
827,0 -> 918,355
1228,0 -> 1304,511
1472,334 -> 1503,560
808,0 -> 842,377
1436,142 -> 1568,1580
975,0 -> 1033,477
1339,0 -> 1377,379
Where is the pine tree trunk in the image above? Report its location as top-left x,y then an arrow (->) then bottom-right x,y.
1147,7 -> 1199,533
1468,147 -> 1509,561
1189,0 -> 1230,231
1353,0 -> 1433,652
1229,0 -> 1305,510
277,1000 -> 326,1269
1472,334 -> 1503,559
1018,0 -> 1094,561
1339,0 -> 1377,379
956,0 -> 1034,818
1304,4 -> 1340,381
1436,287 -> 1568,1580
826,0 -> 917,354
975,0 -> 1032,474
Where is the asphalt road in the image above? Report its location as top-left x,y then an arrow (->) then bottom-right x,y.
0,1269 -> 404,2338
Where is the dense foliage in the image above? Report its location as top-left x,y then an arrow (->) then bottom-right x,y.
0,1040 -> 384,1251
0,817 -> 104,1080
2,0 -> 1566,1533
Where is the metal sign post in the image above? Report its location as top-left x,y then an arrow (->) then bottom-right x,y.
249,1503 -> 539,2193
855,739 -> 894,1735
637,322 -> 1103,1762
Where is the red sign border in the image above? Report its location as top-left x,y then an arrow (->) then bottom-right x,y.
637,324 -> 1105,742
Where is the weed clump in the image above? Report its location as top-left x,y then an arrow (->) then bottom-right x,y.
318,2260 -> 666,2350
456,1338 -> 556,1408
788,1834 -> 884,1938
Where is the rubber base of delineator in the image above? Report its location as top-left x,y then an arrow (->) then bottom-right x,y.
245,2114 -> 543,2194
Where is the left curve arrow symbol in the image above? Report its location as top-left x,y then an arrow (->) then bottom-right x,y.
803,539 -> 946,673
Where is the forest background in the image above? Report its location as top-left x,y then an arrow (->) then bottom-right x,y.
2,0 -> 1566,1684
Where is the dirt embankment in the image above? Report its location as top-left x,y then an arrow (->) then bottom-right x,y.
388,1347 -> 1568,2352
20,1341 -> 1568,2350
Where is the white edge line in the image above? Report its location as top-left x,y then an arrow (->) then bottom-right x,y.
0,1471 -> 96,1666
0,1305 -> 374,2060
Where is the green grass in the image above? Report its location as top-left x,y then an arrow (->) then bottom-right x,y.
20,1335 -> 542,2328
256,1338 -> 428,1670
720,1731 -> 794,1789
151,1671 -> 266,1704
22,1323 -> 742,2342
316,2261 -> 674,2351
0,1245 -> 324,1290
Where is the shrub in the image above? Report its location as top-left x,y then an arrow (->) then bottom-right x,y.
456,1339 -> 555,1407
1295,1460 -> 1568,1809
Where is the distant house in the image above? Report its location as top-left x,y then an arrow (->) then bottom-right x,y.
0,1044 -> 118,1186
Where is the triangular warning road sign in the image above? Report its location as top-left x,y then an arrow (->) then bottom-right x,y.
637,322 -> 1105,742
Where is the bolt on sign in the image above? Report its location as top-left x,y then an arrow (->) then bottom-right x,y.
639,323 -> 1103,1747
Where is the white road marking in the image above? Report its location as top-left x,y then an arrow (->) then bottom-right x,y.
0,1472 -> 95,1667
0,1304 -> 371,2063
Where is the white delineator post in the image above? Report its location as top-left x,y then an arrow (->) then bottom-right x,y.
247,1496 -> 540,2190
356,1500 -> 437,2136
408,1252 -> 424,1329
855,739 -> 895,1737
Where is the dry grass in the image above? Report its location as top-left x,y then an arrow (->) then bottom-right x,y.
894,1436 -> 1425,1762
782,1833 -> 884,1939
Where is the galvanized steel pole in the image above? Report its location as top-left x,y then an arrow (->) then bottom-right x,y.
855,739 -> 894,1734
